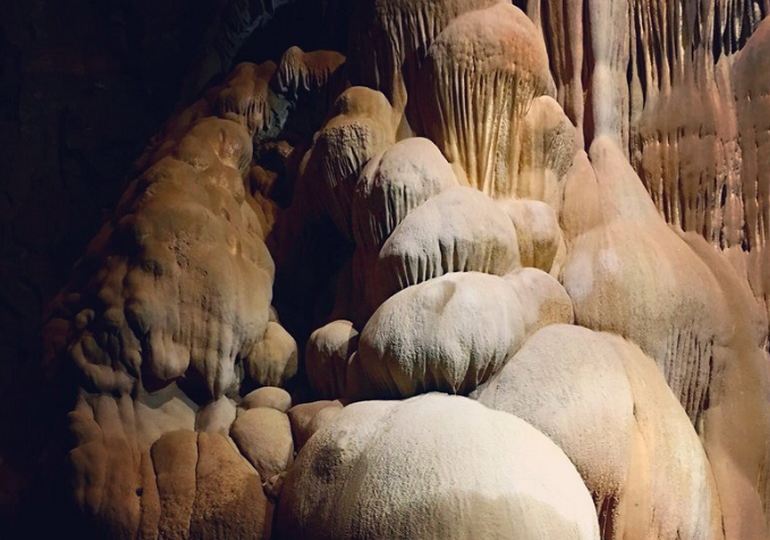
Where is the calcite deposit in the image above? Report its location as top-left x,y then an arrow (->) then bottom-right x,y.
37,0 -> 770,538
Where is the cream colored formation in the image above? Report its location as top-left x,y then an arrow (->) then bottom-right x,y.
42,1 -> 770,538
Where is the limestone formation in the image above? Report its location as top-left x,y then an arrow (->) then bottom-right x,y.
231,407 -> 294,482
273,46 -> 346,100
275,394 -> 600,540
299,86 -> 396,238
478,324 -> 723,539
286,400 -> 344,451
370,186 -> 520,308
561,136 -> 770,538
305,320 -> 358,399
241,387 -> 292,413
418,2 -> 555,197
351,137 -> 458,251
497,197 -> 565,275
213,62 -> 277,136
516,95 -> 577,210
45,117 -> 280,399
29,5 -> 770,539
348,0 -> 503,128
352,270 -> 573,399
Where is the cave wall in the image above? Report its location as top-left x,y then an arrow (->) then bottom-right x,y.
0,0 -> 345,531
3,1 -> 770,538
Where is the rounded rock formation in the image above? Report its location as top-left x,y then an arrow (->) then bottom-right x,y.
275,393 -> 600,540
418,2 -> 554,197
352,270 -> 573,398
478,324 -> 724,540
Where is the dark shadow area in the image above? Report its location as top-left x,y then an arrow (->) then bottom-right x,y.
0,1 -> 348,536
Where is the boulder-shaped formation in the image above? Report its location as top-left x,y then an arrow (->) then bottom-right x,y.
561,136 -> 770,538
231,407 -> 293,482
516,95 -> 576,210
67,393 -> 272,539
44,117 -> 281,399
370,186 -> 520,308
286,399 -> 344,451
275,394 -> 600,540
352,270 -> 573,399
351,137 -> 458,251
497,198 -> 564,275
245,321 -> 298,388
305,320 -> 359,399
418,3 -> 554,197
240,386 -> 292,413
300,86 -> 396,238
478,324 -> 724,540
348,0 -> 503,126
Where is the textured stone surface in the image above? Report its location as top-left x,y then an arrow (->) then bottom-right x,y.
479,324 -> 724,539
352,270 -> 573,399
6,1 -> 770,537
276,394 -> 600,540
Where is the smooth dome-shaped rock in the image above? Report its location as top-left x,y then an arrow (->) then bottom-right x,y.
497,198 -> 564,274
352,137 -> 458,250
478,324 -> 724,540
305,320 -> 359,399
300,86 -> 396,238
561,138 -> 770,536
231,407 -> 293,482
370,186 -> 519,308
245,321 -> 298,388
275,393 -> 600,540
351,270 -> 573,399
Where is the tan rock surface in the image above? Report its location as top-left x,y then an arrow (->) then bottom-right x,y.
275,393 -> 600,540
479,324 -> 724,540
352,270 -> 573,399
418,3 -> 554,197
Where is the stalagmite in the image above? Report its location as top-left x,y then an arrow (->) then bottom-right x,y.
418,2 -> 554,197
561,136 -> 770,538
478,324 -> 724,540
275,394 -> 600,540
26,4 -> 770,538
351,270 -> 573,399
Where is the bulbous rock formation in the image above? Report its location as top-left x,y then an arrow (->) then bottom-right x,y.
561,136 -> 770,538
275,394 -> 600,540
351,137 -> 458,251
348,0 -> 504,127
30,3 -> 770,538
305,320 -> 359,399
45,117 -> 280,399
478,324 -> 723,540
516,95 -> 577,210
352,270 -> 573,399
300,86 -> 397,238
418,2 -> 555,197
496,197 -> 565,275
370,186 -> 520,308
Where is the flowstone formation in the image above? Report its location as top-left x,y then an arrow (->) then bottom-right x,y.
41,1 -> 770,539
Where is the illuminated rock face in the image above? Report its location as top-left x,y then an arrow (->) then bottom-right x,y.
40,1 -> 770,538
275,394 -> 600,540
